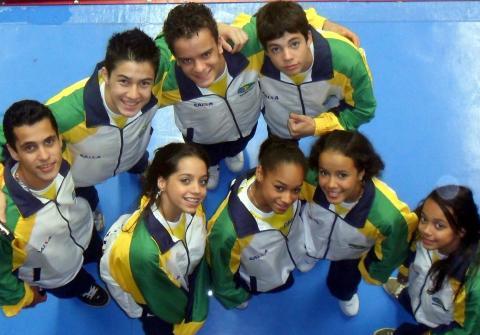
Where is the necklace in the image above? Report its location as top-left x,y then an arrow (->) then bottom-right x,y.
164,217 -> 180,239
157,198 -> 184,240
248,182 -> 263,210
14,170 -> 29,191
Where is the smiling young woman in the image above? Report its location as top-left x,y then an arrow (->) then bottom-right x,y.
100,142 -> 211,335
301,130 -> 417,317
376,185 -> 480,335
207,137 -> 309,310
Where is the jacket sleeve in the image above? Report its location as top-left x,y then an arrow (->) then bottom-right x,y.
314,34 -> 376,135
232,8 -> 326,29
396,233 -> 419,280
0,237 -> 34,317
0,125 -> 6,162
153,34 -> 177,106
358,183 -> 418,284
100,263 -> 142,318
45,79 -> 89,134
207,203 -> 250,309
300,169 -> 318,202
99,215 -> 143,318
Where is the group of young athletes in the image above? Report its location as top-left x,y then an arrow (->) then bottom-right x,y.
0,2 -> 479,335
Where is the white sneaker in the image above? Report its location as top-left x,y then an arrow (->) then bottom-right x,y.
207,165 -> 220,190
224,151 -> 244,173
373,328 -> 395,335
339,293 -> 359,316
236,300 -> 249,310
296,258 -> 317,273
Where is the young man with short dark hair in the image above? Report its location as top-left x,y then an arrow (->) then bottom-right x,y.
0,100 -> 108,317
254,1 -> 376,139
159,3 -> 264,189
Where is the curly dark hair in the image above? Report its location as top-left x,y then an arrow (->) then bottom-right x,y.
309,130 -> 384,180
141,142 -> 209,212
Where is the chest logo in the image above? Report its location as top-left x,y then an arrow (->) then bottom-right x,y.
249,249 -> 268,261
193,102 -> 214,108
262,92 -> 279,101
238,82 -> 256,96
431,296 -> 449,312
80,154 -> 101,160
39,235 -> 53,253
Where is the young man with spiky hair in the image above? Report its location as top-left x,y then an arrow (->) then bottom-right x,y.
0,100 -> 108,317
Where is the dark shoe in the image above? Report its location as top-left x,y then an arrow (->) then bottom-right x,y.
78,283 -> 109,307
383,276 -> 407,299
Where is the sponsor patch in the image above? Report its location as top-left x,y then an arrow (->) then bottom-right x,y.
80,154 -> 101,159
263,92 -> 279,100
238,82 -> 256,96
249,249 -> 268,261
193,102 -> 214,108
39,235 -> 53,253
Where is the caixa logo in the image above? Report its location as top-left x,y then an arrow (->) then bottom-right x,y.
193,102 -> 213,108
262,92 -> 279,100
238,82 -> 256,96
80,154 -> 101,159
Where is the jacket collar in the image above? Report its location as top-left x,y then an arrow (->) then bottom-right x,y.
260,27 -> 333,82
83,62 -> 158,127
144,206 -> 175,253
313,178 -> 375,228
144,205 -> 196,253
174,50 -> 249,101
4,159 -> 70,218
227,169 -> 261,238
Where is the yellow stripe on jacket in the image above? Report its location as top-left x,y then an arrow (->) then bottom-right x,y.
109,210 -> 146,305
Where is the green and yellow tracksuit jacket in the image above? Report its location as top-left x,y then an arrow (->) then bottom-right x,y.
301,171 -> 417,284
155,31 -> 264,145
207,172 -> 307,309
0,62 -> 159,188
403,239 -> 480,334
0,159 -> 93,317
236,14 -> 375,138
100,202 -> 209,335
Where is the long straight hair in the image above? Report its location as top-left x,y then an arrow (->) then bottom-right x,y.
419,185 -> 480,294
